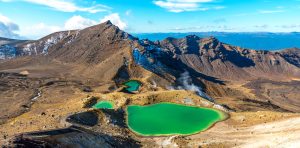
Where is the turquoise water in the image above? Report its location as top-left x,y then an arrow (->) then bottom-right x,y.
123,80 -> 142,92
127,103 -> 226,136
92,101 -> 114,109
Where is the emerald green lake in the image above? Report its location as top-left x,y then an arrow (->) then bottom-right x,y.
92,101 -> 114,109
123,80 -> 142,92
127,103 -> 226,136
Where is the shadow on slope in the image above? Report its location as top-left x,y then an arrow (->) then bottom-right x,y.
7,126 -> 141,148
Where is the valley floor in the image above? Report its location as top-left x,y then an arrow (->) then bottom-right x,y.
1,63 -> 300,147
1,78 -> 300,147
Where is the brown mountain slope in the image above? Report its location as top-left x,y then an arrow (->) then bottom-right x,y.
2,24 -> 300,83
1,23 -> 300,110
0,22 -> 151,125
279,47 -> 300,68
159,35 -> 300,81
15,30 -> 78,56
0,21 -> 141,82
47,21 -> 136,64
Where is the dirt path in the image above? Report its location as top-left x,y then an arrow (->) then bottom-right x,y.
187,112 -> 300,147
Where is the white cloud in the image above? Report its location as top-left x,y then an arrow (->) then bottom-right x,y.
154,1 -> 199,12
153,0 -> 223,12
1,0 -> 111,13
19,23 -> 61,39
65,14 -> 127,30
100,13 -> 127,30
2,13 -> 127,39
64,15 -> 97,30
0,14 -> 20,39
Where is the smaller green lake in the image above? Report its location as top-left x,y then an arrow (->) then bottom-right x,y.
92,101 -> 114,109
127,103 -> 226,136
123,80 -> 142,92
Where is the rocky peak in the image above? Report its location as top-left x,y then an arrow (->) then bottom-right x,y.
88,20 -> 114,31
104,20 -> 113,25
163,37 -> 176,43
200,36 -> 221,50
279,48 -> 300,67
280,48 -> 300,54
185,35 -> 201,41
160,35 -> 201,55
81,21 -> 136,42
201,36 -> 219,44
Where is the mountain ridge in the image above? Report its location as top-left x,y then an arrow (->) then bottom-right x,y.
157,35 -> 300,80
135,32 -> 300,50
1,22 -> 300,82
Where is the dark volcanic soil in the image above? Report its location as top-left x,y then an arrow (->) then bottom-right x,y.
245,79 -> 300,112
7,126 -> 141,148
0,71 -> 95,124
0,72 -> 40,124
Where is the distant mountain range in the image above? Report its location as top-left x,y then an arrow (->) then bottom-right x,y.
2,32 -> 300,59
134,32 -> 300,51
1,22 -> 299,82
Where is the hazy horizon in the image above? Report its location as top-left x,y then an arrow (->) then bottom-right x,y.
2,29 -> 300,40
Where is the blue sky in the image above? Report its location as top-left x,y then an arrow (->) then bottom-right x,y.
0,0 -> 300,39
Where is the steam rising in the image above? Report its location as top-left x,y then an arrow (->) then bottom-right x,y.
170,71 -> 214,102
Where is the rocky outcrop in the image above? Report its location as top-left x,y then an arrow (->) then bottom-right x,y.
279,48 -> 300,68
158,36 -> 300,80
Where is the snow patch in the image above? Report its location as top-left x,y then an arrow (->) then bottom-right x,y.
0,44 -> 16,59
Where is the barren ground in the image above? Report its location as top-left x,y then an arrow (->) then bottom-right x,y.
1,61 -> 300,147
